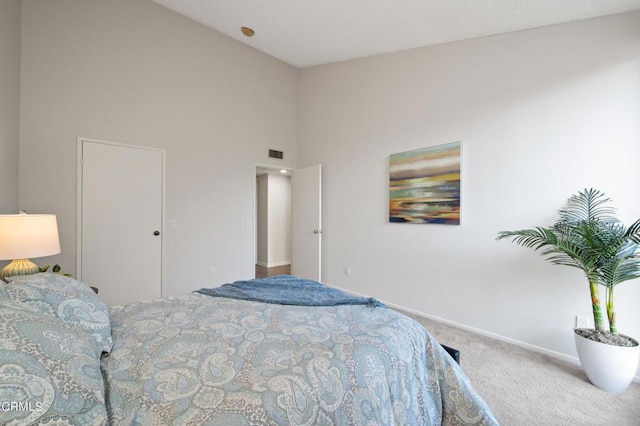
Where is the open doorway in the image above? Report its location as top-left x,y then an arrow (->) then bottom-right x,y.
255,166 -> 292,278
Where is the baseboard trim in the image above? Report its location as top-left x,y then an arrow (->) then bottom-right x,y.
256,261 -> 291,268
324,281 -> 640,383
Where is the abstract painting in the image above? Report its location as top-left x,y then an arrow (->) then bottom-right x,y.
389,141 -> 461,224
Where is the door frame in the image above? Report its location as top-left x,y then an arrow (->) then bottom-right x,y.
253,163 -> 294,273
76,137 -> 167,291
253,163 -> 322,280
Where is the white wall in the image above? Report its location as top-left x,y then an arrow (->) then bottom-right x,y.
256,172 -> 292,267
0,0 -> 20,215
267,173 -> 292,266
298,12 -> 640,370
19,0 -> 298,294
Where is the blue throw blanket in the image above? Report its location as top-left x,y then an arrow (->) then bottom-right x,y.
197,275 -> 385,308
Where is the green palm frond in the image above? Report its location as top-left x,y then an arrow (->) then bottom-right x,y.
540,240 -> 599,275
497,225 -> 599,277
625,218 -> 640,244
496,227 -> 558,250
558,188 -> 618,224
599,255 -> 640,288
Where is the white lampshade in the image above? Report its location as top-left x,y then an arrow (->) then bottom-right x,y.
0,214 -> 61,260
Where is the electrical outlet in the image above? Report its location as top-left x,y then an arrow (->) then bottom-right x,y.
575,315 -> 589,329
210,266 -> 216,276
345,266 -> 351,276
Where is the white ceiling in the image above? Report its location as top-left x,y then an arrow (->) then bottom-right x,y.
151,0 -> 640,68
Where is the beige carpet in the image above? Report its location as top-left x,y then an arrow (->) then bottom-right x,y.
398,310 -> 640,426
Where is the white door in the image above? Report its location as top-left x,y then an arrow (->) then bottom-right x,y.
78,139 -> 164,306
291,164 -> 322,281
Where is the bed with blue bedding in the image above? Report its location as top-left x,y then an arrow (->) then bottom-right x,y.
0,273 -> 498,425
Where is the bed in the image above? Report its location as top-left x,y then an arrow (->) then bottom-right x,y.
0,273 -> 498,425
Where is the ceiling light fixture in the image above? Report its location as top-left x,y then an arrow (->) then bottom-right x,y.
241,26 -> 255,37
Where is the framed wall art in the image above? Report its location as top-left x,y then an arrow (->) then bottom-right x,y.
389,141 -> 461,224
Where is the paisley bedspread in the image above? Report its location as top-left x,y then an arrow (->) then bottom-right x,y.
101,292 -> 498,425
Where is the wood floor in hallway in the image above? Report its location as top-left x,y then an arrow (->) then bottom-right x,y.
255,264 -> 291,278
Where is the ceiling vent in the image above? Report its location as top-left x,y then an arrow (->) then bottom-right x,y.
268,149 -> 284,159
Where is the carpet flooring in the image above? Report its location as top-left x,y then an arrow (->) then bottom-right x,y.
399,310 -> 640,425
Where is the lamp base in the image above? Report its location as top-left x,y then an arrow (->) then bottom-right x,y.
0,258 -> 40,283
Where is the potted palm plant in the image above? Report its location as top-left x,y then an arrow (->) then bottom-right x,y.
497,188 -> 640,393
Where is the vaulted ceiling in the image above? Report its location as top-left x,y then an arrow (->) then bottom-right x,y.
152,0 -> 640,68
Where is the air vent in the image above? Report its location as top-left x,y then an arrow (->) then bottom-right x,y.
268,149 -> 284,159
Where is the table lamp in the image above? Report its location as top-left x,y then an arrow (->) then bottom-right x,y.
0,212 -> 61,282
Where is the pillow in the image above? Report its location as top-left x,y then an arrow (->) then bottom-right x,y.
0,273 -> 113,354
0,301 -> 108,425
5,272 -> 96,296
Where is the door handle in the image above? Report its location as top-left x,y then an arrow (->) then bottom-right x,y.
154,231 -> 160,236
313,229 -> 322,234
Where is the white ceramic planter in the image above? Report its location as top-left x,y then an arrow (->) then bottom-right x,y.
574,330 -> 640,393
